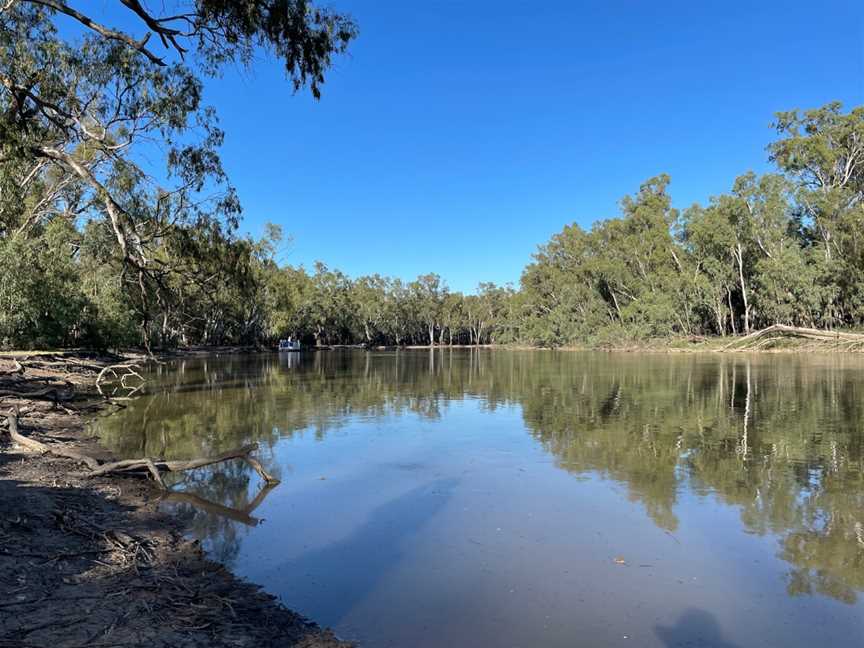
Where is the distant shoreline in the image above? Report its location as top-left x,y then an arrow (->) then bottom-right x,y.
3,326 -> 863,358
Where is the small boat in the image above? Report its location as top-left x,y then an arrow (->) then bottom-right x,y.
278,339 -> 301,352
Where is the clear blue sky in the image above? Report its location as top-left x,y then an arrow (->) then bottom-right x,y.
107,1 -> 864,292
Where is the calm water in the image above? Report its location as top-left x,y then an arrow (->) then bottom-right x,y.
90,350 -> 864,647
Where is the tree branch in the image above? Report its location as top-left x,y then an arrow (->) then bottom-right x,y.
26,0 -> 165,65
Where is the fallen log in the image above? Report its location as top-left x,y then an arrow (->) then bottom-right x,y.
723,324 -> 864,351
89,444 -> 280,485
2,411 -> 279,489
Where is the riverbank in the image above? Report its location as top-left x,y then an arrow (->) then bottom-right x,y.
1,333 -> 860,644
0,353 -> 350,648
371,326 -> 864,354
578,325 -> 864,353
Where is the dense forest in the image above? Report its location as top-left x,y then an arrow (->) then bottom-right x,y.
1,4 -> 863,350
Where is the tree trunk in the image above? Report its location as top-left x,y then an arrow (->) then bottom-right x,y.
735,243 -> 750,334
609,289 -> 623,321
714,297 -> 726,337
727,288 -> 737,336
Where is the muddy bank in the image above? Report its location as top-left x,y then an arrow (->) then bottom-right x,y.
0,354 -> 351,648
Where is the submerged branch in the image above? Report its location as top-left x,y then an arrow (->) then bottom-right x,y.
2,411 -> 279,489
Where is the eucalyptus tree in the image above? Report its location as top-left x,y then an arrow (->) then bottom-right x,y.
353,274 -> 389,344
695,191 -> 756,334
265,264 -> 313,341
306,262 -> 355,345
681,204 -> 738,335
0,1 -> 356,347
735,172 -> 822,327
770,103 -> 864,262
475,282 -> 514,344
682,172 -> 823,332
439,291 -> 465,345
0,217 -> 84,346
769,103 -> 864,324
382,278 -> 411,346
520,223 -> 608,345
409,273 -> 444,346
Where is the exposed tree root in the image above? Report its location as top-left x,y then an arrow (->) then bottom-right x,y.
3,411 -> 279,489
4,410 -> 100,471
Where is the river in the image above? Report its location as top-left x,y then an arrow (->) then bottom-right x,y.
90,349 -> 864,647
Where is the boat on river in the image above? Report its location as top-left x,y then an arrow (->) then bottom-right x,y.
278,338 -> 301,352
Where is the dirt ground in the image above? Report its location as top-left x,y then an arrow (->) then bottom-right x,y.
0,354 -> 351,648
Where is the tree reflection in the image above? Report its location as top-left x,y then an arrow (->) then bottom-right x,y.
92,350 -> 864,601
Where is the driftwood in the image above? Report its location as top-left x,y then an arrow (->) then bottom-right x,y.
95,363 -> 145,397
89,443 -> 280,484
723,324 -> 864,351
3,411 -> 279,489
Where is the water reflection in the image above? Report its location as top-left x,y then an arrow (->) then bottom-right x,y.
91,349 -> 864,644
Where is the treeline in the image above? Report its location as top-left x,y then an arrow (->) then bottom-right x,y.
0,216 -> 520,348
6,100 -> 862,350
520,102 -> 864,346
2,5 -> 863,350
296,101 -> 864,348
267,265 -> 517,347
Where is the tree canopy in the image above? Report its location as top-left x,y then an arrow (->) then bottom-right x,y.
0,0 -> 355,348
0,4 -> 861,350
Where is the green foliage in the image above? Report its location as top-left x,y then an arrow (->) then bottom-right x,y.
518,103 -> 864,346
0,2 -> 861,350
0,1 -> 355,350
